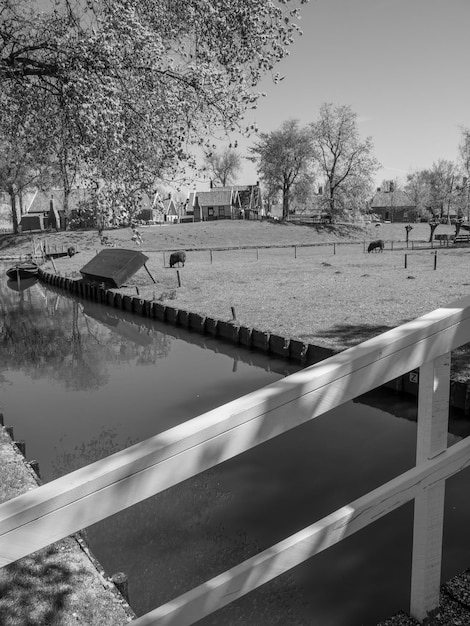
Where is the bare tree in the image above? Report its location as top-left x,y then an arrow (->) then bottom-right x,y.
459,127 -> 470,176
250,119 -> 314,220
204,149 -> 241,186
311,103 -> 380,221
429,160 -> 458,223
405,170 -> 432,219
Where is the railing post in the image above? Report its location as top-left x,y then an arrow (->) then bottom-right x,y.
410,353 -> 450,621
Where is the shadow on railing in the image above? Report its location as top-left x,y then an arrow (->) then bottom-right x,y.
2,296 -> 470,624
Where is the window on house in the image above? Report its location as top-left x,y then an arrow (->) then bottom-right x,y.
218,207 -> 225,217
208,207 -> 214,216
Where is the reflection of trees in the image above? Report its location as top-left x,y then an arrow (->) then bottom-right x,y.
0,277 -> 172,392
51,428 -> 139,479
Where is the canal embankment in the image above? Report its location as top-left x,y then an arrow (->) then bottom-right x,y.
36,265 -> 470,415
0,413 -> 136,626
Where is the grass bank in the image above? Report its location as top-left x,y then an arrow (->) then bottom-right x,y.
2,219 -> 469,379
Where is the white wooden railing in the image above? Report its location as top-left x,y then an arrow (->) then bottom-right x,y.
2,296 -> 470,624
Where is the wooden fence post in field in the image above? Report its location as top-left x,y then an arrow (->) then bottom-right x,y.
177,270 -> 182,288
410,354 -> 450,621
210,250 -> 213,264
333,243 -> 336,255
434,252 -> 437,271
405,254 -> 408,269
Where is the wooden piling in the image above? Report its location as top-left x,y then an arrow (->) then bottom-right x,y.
111,571 -> 130,604
14,440 -> 26,456
29,460 -> 41,478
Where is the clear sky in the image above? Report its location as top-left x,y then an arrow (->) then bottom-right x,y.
225,0 -> 470,189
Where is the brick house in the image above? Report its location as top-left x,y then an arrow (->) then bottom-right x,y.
369,186 -> 418,222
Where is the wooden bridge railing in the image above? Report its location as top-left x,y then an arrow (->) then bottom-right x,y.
2,296 -> 470,624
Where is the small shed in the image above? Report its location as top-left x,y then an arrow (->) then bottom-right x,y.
80,249 -> 149,288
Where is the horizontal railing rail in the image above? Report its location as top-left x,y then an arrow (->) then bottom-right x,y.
2,296 -> 470,623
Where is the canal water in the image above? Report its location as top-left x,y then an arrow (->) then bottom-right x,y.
1,270 -> 470,625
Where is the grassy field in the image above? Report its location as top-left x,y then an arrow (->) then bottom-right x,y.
2,219 -> 469,379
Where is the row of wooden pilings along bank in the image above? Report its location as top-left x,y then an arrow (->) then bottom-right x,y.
38,268 -> 470,415
0,412 -> 135,625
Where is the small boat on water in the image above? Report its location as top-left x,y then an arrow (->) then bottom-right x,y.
5,261 -> 39,281
6,276 -> 39,292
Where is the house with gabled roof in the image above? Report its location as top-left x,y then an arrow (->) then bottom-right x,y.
369,185 -> 418,222
215,183 -> 262,219
161,197 -> 179,222
135,191 -> 163,223
20,188 -> 91,231
194,188 -> 242,221
181,192 -> 197,222
136,192 -> 180,224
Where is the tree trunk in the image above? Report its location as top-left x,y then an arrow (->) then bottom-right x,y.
428,222 -> 439,243
63,186 -> 71,230
328,193 -> 336,223
9,189 -> 19,234
282,184 -> 289,220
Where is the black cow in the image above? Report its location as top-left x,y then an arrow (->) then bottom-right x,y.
67,246 -> 76,257
169,250 -> 186,268
367,239 -> 384,253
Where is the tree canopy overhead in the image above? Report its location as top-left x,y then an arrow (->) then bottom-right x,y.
1,0 -> 308,200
